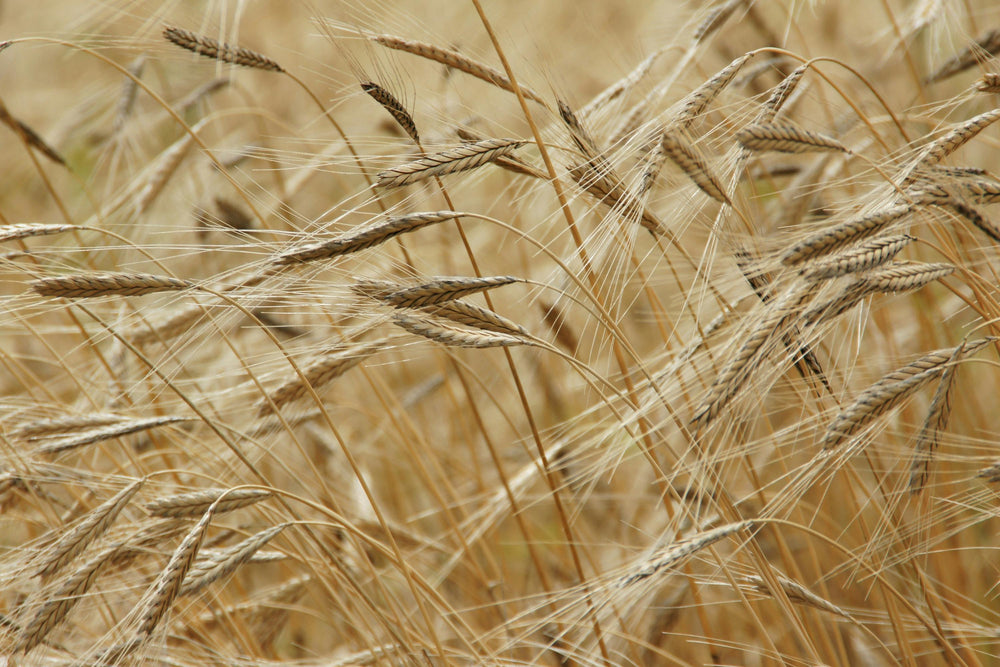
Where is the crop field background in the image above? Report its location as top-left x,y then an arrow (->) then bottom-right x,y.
2,1 -> 1000,665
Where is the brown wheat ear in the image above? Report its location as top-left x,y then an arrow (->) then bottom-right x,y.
31,272 -> 190,298
163,26 -> 284,72
362,81 -> 419,144
376,138 -> 525,187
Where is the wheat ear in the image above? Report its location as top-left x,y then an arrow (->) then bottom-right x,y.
163,26 -> 284,72
0,97 -> 65,166
659,133 -> 729,203
370,33 -> 546,104
916,108 -> 1000,169
34,479 -> 144,578
419,300 -> 527,337
31,272 -> 190,298
620,521 -> 756,587
926,29 -> 1000,83
382,275 -> 521,308
802,234 -> 914,281
376,138 -> 524,187
0,223 -> 76,243
737,123 -> 848,154
35,415 -> 189,455
361,81 -> 419,144
673,52 -> 754,129
392,312 -> 529,348
781,204 -> 914,265
275,211 -> 465,264
180,524 -> 289,597
144,488 -> 272,518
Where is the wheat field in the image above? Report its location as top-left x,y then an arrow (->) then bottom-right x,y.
3,1 -> 1000,665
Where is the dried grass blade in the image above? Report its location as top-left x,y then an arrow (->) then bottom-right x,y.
376,138 -> 524,187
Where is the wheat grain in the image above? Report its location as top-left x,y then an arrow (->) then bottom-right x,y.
144,488 -> 272,518
977,72 -> 1000,93
376,138 -> 524,187
737,123 -> 848,154
163,26 -> 284,72
31,272 -> 190,298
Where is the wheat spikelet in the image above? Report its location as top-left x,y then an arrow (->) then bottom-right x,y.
258,341 -> 382,416
276,211 -> 465,264
821,339 -> 991,449
802,234 -> 914,281
133,504 -> 216,641
917,108 -> 1000,169
0,223 -> 76,243
620,521 -> 755,587
383,275 -> 521,308
418,300 -> 527,337
163,26 -> 284,72
14,541 -> 125,654
673,52 -> 754,129
370,33 -> 546,104
31,272 -> 190,298
179,524 -> 289,597
926,28 -> 1000,83
144,488 -> 272,518
658,133 -> 729,202
392,312 -> 529,348
34,479 -> 144,578
0,97 -> 65,166
376,138 -> 524,187
34,415 -> 189,455
362,81 -> 419,144
977,72 -> 1000,93
737,123 -> 848,154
